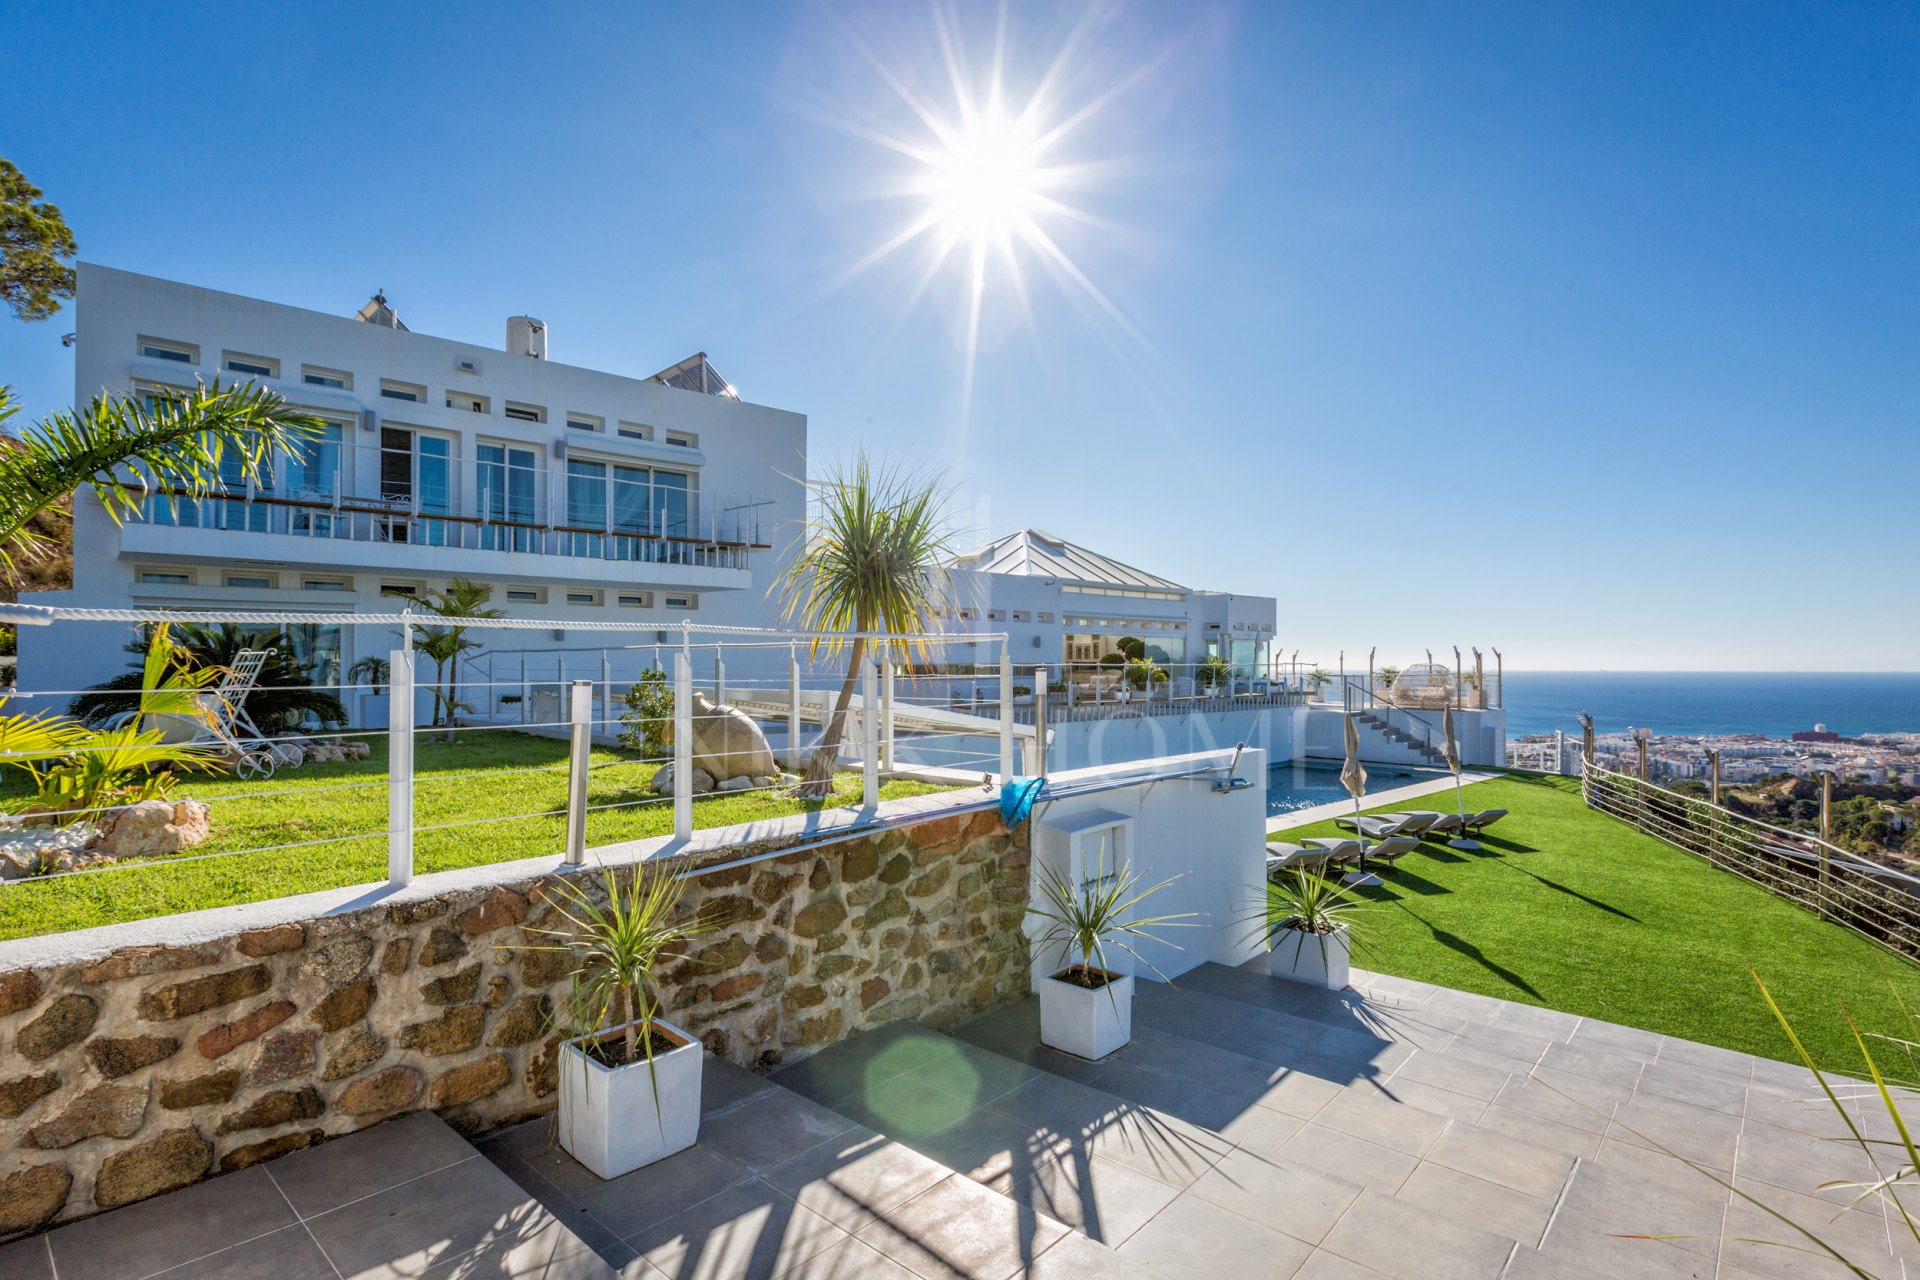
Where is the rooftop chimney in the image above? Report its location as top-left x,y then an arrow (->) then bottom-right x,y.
506,315 -> 548,360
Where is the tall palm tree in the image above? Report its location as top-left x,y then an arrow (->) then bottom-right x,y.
772,455 -> 956,799
0,382 -> 321,570
413,579 -> 504,735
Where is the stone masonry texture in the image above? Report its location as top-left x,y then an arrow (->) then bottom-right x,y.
0,803 -> 1027,1238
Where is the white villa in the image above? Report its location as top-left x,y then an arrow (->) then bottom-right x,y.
942,528 -> 1276,688
17,265 -> 808,702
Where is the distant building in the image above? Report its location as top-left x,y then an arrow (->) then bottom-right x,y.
1792,728 -> 1844,743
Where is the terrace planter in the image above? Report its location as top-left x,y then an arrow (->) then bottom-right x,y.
1038,967 -> 1133,1060
1269,923 -> 1351,990
557,1018 -> 702,1179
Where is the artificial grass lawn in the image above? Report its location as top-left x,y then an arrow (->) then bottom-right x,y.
1274,772 -> 1920,1072
0,732 -> 952,943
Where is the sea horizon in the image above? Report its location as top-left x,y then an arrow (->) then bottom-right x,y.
1495,671 -> 1920,740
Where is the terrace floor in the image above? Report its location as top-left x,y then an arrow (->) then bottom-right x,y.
7,958 -> 1912,1279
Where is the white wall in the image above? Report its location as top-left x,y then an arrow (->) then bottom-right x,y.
1028,748 -> 1268,987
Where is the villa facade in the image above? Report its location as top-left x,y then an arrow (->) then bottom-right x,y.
17,265 -> 808,703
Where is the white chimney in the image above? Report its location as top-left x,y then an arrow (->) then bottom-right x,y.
506,315 -> 548,360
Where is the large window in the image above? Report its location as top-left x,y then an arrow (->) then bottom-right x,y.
377,428 -> 452,545
566,459 -> 607,556
478,442 -> 539,552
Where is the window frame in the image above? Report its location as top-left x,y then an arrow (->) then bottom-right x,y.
301,365 -> 353,390
138,336 -> 199,364
221,351 -> 280,379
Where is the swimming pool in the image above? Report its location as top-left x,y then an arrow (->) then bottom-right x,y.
1267,761 -> 1449,816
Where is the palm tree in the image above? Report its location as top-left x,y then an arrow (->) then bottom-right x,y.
0,382 -> 320,571
71,623 -> 347,731
413,579 -> 504,735
771,455 -> 956,799
348,657 -> 389,696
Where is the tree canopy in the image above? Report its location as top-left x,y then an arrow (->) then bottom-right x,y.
0,158 -> 76,322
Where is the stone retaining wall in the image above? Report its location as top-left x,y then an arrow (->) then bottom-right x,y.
0,803 -> 1028,1238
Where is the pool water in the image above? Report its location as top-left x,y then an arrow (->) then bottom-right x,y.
1267,761 -> 1450,816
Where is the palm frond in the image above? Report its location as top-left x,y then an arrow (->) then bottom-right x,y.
0,382 -> 324,570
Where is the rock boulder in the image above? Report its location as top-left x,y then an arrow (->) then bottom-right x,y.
85,799 -> 211,859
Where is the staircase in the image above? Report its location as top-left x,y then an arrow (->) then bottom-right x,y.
1354,709 -> 1450,768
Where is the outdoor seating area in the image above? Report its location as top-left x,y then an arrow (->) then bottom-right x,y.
6,955 -> 1906,1280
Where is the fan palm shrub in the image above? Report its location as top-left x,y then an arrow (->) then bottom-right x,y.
72,623 -> 347,732
0,382 -> 320,571
771,454 -> 956,799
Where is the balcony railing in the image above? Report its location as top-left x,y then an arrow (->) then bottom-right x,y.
135,484 -> 775,573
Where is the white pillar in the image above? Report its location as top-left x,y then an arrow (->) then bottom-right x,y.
787,644 -> 802,772
599,650 -> 612,731
387,648 -> 415,887
1034,668 -> 1050,776
861,655 -> 879,808
999,649 -> 1014,782
673,652 -> 693,841
564,680 -> 592,865
880,648 -> 895,773
714,653 -> 726,705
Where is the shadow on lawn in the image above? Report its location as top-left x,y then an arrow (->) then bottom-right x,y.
1396,904 -> 1546,1002
1493,859 -> 1641,923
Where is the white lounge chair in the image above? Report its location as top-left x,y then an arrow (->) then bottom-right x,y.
1462,809 -> 1508,834
1266,842 -> 1331,875
1423,813 -> 1466,840
1369,836 -> 1421,867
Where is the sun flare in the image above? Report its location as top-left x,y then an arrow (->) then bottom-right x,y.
918,110 -> 1046,250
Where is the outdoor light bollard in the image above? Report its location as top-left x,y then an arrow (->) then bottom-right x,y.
999,649 -> 1014,783
673,652 -> 693,841
387,648 -> 415,887
861,655 -> 880,808
564,680 -> 593,865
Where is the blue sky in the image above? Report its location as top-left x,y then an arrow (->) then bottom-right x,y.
2,1 -> 1915,670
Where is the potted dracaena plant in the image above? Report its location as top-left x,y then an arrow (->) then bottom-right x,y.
1025,839 -> 1196,1060
518,864 -> 716,1179
1260,866 -> 1367,989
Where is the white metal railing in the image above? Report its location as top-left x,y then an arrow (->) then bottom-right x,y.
1581,758 -> 1920,960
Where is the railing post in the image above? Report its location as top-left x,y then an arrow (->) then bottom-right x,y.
861,654 -> 879,808
880,647 -> 895,774
1708,749 -> 1721,808
564,680 -> 592,865
1034,668 -> 1050,776
387,647 -> 415,887
787,644 -> 802,773
998,648 -> 1014,782
600,650 -> 612,730
519,655 -> 530,726
673,652 -> 693,841
714,653 -> 726,705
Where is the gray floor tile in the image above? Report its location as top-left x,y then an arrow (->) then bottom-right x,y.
1424,1122 -> 1575,1201
1535,1039 -> 1650,1088
1448,1021 -> 1555,1068
436,1220 -> 619,1278
1245,1064 -> 1349,1119
771,1235 -> 921,1279
1655,1035 -> 1755,1084
1186,1145 -> 1365,1246
1216,1102 -> 1307,1154
1023,1231 -> 1153,1280
1554,1160 -> 1726,1261
762,1127 -> 955,1233
1393,1162 -> 1551,1247
1080,1103 -> 1233,1190
1634,1060 -> 1750,1116
1317,1188 -> 1516,1279
1313,1089 -> 1452,1157
622,1177 -> 848,1280
1117,1190 -> 1314,1280
704,1055 -> 777,1115
0,1236 -> 54,1280
855,1172 -> 1068,1280
568,1144 -> 754,1238
48,1165 -> 298,1280
302,1156 -> 565,1278
149,1225 -> 339,1280
1568,1017 -> 1666,1057
1607,1092 -> 1744,1170
1719,1180 -> 1896,1279
1472,1104 -> 1604,1161
829,1072 -> 980,1144
1293,1249 -> 1392,1279
898,1042 -> 1043,1109
1003,1153 -> 1180,1246
906,1107 -> 1074,1191
1734,1116 -> 1883,1200
1371,1078 -> 1488,1125
1507,1218 -> 1715,1280
269,1111 -> 478,1218
1388,1047 -> 1513,1103
699,1089 -> 859,1173
1489,1073 -> 1619,1135
1276,1122 -> 1419,1196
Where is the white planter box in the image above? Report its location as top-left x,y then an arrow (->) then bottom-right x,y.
1038,968 -> 1133,1060
1268,924 -> 1351,990
557,1018 -> 702,1180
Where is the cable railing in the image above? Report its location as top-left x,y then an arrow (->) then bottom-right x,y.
1581,758 -> 1920,961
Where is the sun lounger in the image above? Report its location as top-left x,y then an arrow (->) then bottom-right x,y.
1423,813 -> 1466,839
1336,811 -> 1441,840
1305,837 -> 1364,866
1266,842 -> 1331,873
1368,836 -> 1420,866
1462,809 -> 1508,834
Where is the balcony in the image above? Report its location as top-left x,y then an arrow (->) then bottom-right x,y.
121,485 -> 776,590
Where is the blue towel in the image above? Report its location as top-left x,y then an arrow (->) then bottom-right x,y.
999,776 -> 1046,829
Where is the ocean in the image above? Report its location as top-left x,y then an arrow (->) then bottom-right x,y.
1501,672 -> 1920,739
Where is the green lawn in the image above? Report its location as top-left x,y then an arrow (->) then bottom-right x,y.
1274,772 -> 1920,1072
0,733 -> 952,942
